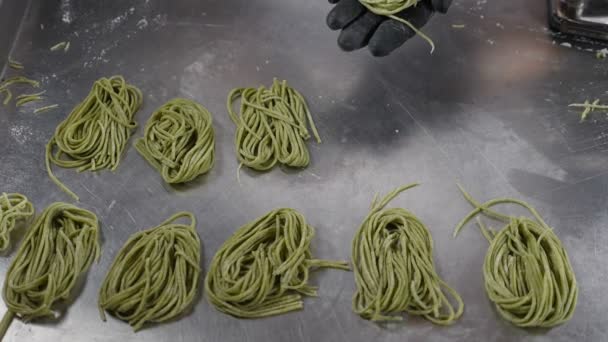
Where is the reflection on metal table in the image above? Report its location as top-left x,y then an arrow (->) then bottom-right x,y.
1,0 -> 607,341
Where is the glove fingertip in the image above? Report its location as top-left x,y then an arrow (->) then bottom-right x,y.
368,21 -> 412,57
368,45 -> 392,57
431,0 -> 452,13
327,12 -> 341,30
368,38 -> 408,57
326,0 -> 366,31
338,34 -> 359,52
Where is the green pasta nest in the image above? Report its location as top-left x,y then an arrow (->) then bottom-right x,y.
205,208 -> 349,318
98,212 -> 201,331
0,202 -> 100,340
454,186 -> 578,328
227,79 -> 321,171
352,184 -> 464,324
46,75 -> 143,200
135,98 -> 215,184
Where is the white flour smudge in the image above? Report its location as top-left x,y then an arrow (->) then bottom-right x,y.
152,14 -> 168,28
137,18 -> 148,29
61,0 -> 73,24
108,7 -> 137,31
10,125 -> 32,145
109,13 -> 128,30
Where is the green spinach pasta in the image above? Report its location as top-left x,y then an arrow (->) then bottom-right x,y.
205,208 -> 349,318
135,98 -> 215,184
227,79 -> 321,172
98,212 -> 201,331
358,0 -> 435,52
46,75 -> 143,200
454,186 -> 578,327
0,193 -> 34,252
0,203 -> 100,340
352,184 -> 464,324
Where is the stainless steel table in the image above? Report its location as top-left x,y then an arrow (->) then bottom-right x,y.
1,0 -> 607,341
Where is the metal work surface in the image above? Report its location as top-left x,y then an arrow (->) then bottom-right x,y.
1,0 -> 608,341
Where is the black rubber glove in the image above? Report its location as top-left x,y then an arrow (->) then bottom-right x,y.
326,0 -> 451,56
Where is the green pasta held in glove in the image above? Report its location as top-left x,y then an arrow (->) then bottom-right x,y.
0,193 -> 34,252
205,208 -> 349,318
359,0 -> 435,52
135,98 -> 215,184
352,184 -> 464,324
227,79 -> 321,172
46,75 -> 143,200
0,202 -> 100,340
454,186 -> 578,328
98,212 -> 201,331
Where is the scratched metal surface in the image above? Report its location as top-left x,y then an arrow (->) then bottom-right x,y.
1,0 -> 607,341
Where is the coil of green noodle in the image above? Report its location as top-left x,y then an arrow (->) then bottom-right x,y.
205,208 -> 349,318
359,0 -> 435,52
352,184 -> 464,324
227,79 -> 321,172
453,186 -> 578,328
98,212 -> 201,331
0,193 -> 34,252
0,202 -> 100,340
46,75 -> 143,200
135,98 -> 215,184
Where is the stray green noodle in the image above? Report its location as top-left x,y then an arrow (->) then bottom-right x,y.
34,104 -> 58,114
0,76 -> 40,106
8,59 -> 23,70
50,42 -> 67,51
569,99 -> 608,121
16,90 -> 46,107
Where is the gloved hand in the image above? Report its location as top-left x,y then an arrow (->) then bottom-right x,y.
326,0 -> 452,56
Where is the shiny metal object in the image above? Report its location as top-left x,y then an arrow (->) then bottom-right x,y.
1,0 -> 608,341
550,0 -> 608,40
